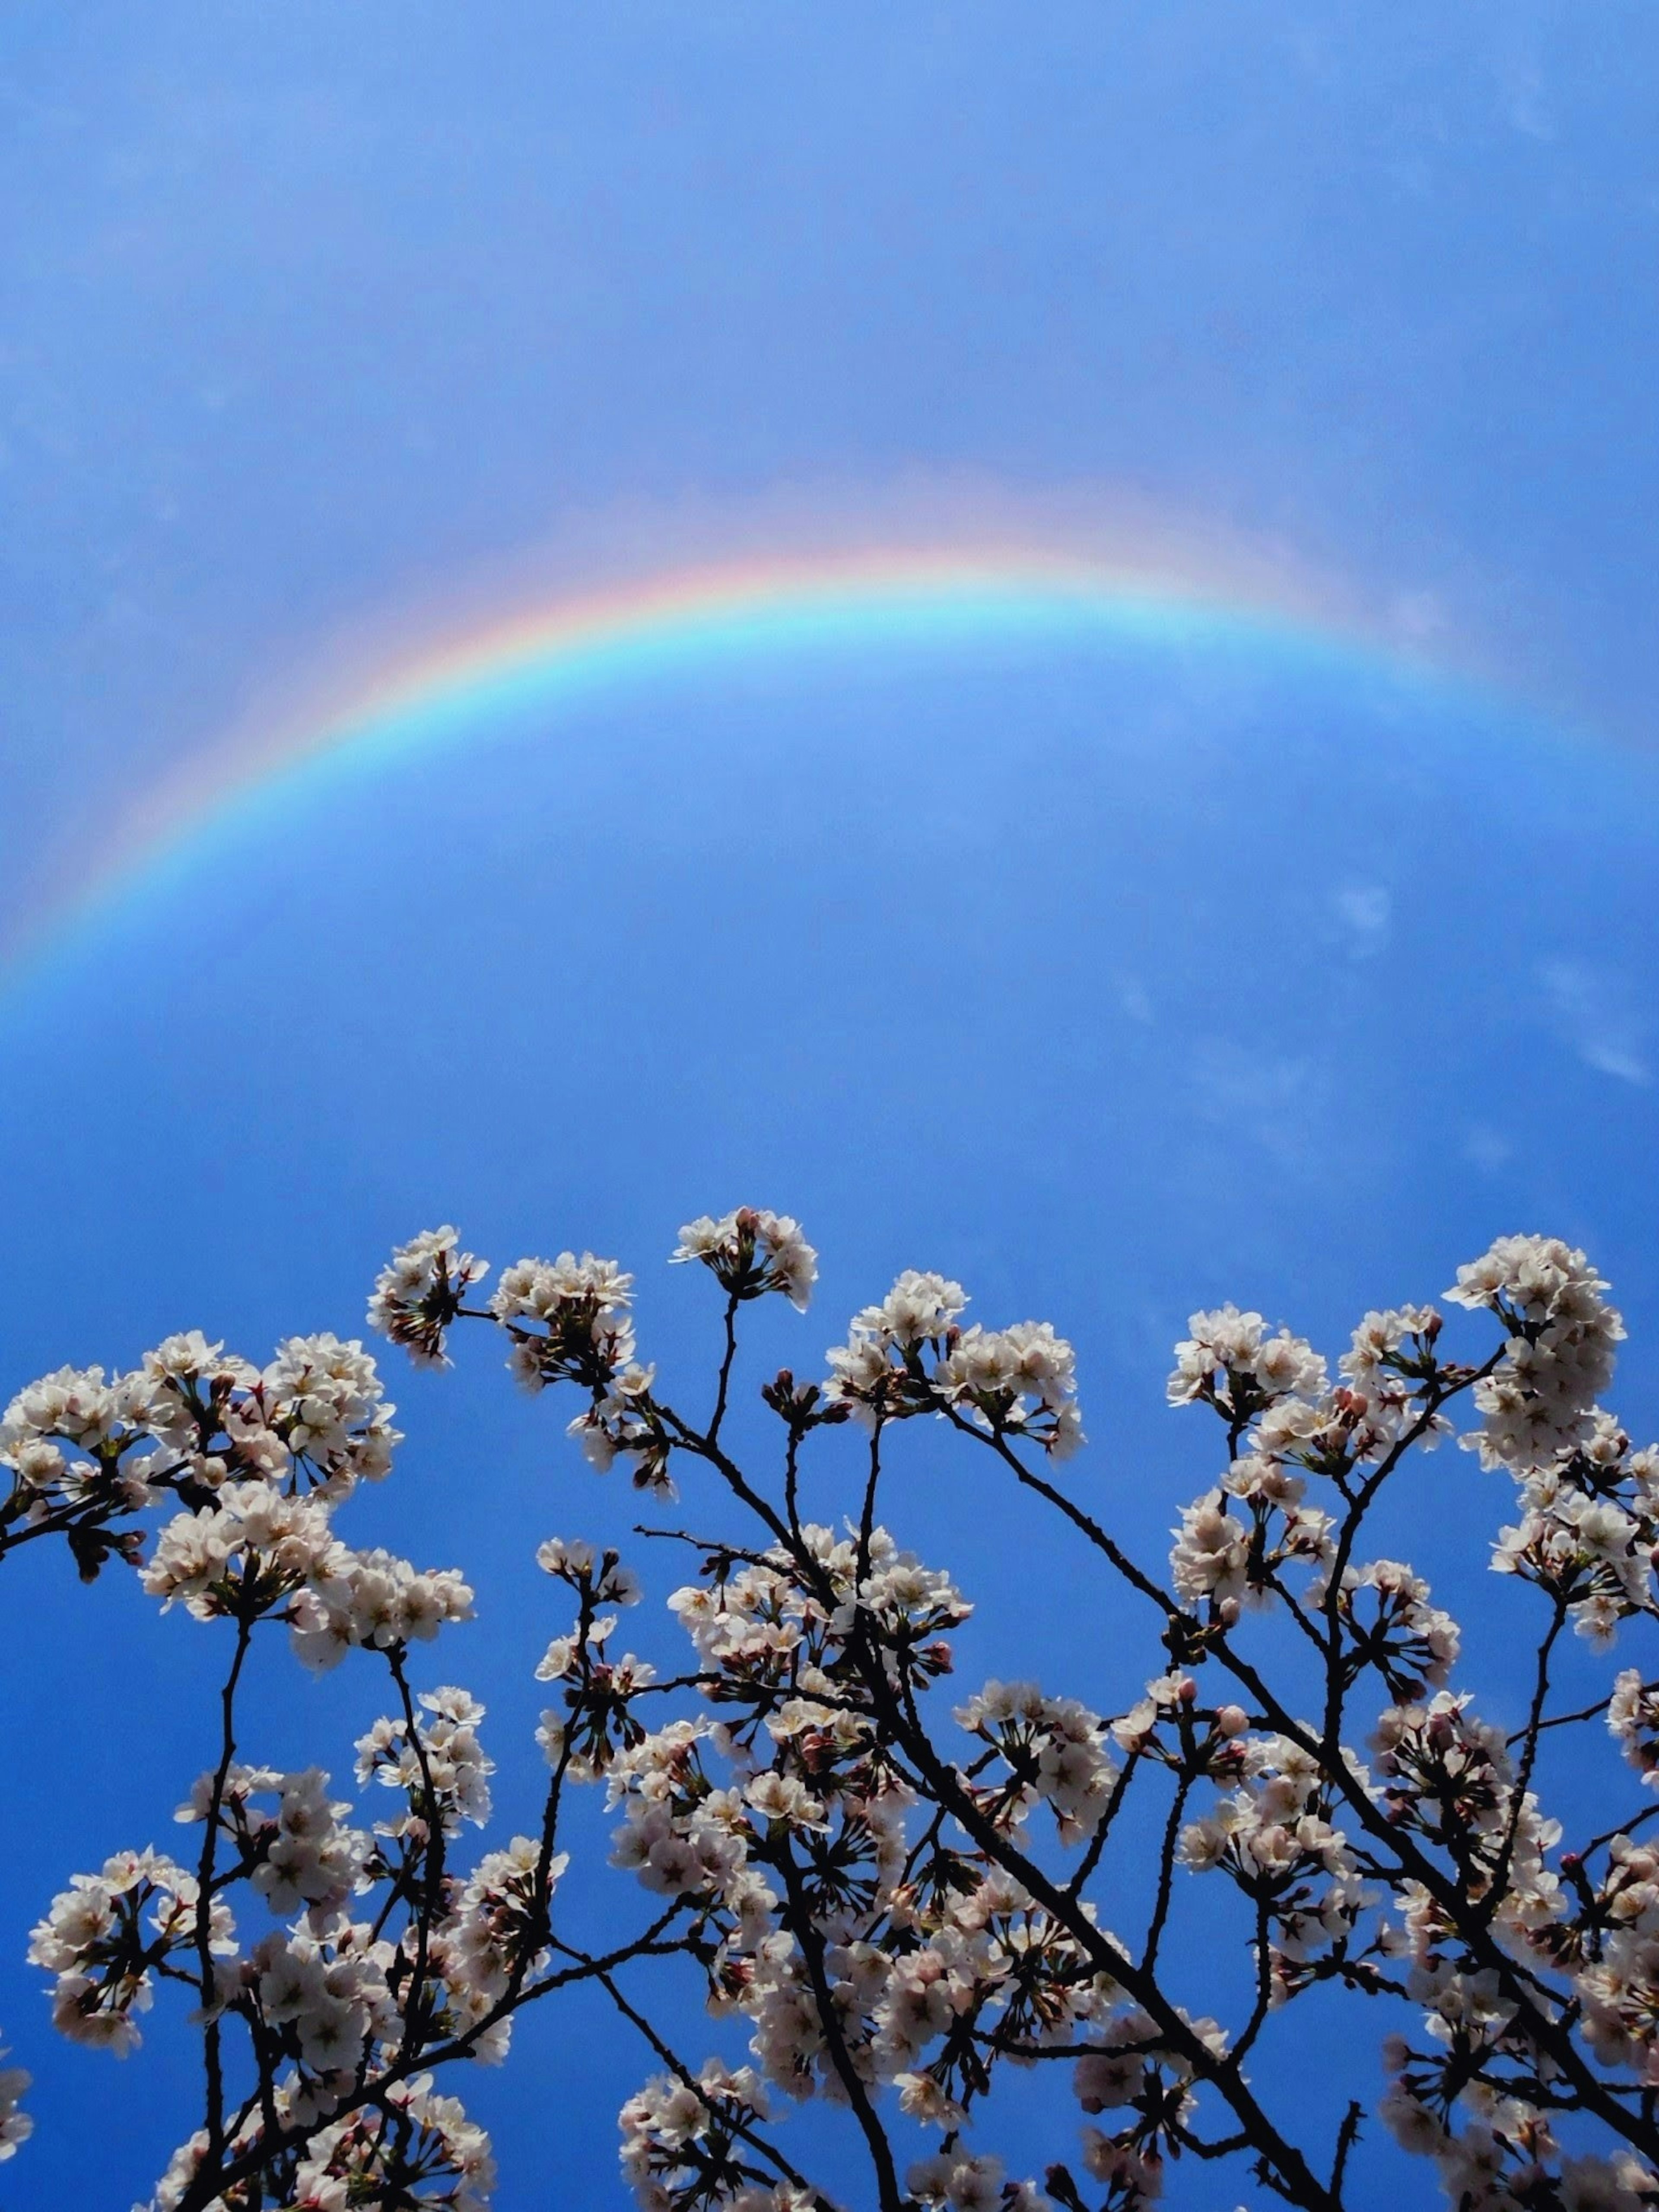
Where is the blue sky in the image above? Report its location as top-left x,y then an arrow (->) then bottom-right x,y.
3,8 -> 1659,2210
7,0 -> 1659,937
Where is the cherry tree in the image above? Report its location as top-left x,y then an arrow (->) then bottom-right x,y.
3,1209 -> 1658,2211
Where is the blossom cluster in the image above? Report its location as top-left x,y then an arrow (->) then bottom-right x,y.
439,1834 -> 566,2021
1178,1733 -> 1367,1998
149,2072 -> 496,2212
366,1225 -> 490,1368
953,1679 -> 1118,1845
32,1714 -> 540,2204
175,1762 -> 368,1915
0,2032 -> 29,2162
5,1300 -> 519,2207
28,1847 -> 219,2056
823,1270 -> 1084,1459
290,2080 -> 497,2212
672,1208 -> 819,1312
555,1522 -> 1112,2157
1067,2006 -> 1233,2206
1447,1233 -> 1626,1471
13,1214 -> 1659,2212
357,1686 -> 496,1838
620,2060 -> 816,2212
1490,1411 -> 1659,1646
140,1475 -> 474,1669
1609,1669 -> 1659,1788
363,1219 -> 1659,2209
480,1243 -> 678,1491
0,1329 -> 400,1586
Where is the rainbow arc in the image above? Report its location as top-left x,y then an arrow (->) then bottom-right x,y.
8,542 -> 1460,985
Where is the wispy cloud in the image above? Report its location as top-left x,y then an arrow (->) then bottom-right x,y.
1333,884 -> 1391,960
1497,51 -> 1556,143
1538,960 -> 1650,1086
1116,976 -> 1153,1025
1464,1125 -> 1514,1174
1191,1041 -> 1322,1167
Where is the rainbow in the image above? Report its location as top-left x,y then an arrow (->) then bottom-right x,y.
7,540 -> 1456,985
